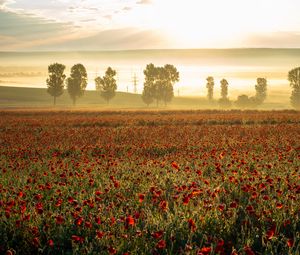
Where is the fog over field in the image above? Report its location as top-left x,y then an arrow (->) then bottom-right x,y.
0,49 -> 299,107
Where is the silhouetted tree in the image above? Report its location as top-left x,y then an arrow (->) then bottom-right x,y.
162,64 -> 179,105
142,84 -> 154,106
142,63 -> 179,106
288,67 -> 300,110
254,78 -> 267,104
46,63 -> 66,105
218,78 -> 231,108
66,64 -> 88,106
206,76 -> 214,102
95,67 -> 117,104
142,63 -> 157,106
220,78 -> 228,99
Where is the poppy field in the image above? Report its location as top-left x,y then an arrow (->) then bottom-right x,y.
0,110 -> 299,255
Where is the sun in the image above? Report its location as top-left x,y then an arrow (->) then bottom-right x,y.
150,0 -> 243,48
117,0 -> 296,48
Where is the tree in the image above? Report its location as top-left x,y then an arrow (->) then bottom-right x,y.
218,78 -> 231,108
141,84 -> 154,106
220,79 -> 228,99
254,78 -> 267,104
288,67 -> 300,110
206,76 -> 214,102
162,64 -> 179,105
46,63 -> 66,105
66,64 -> 88,106
142,63 -> 179,106
95,67 -> 117,104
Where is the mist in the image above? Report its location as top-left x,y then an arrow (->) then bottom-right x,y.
0,48 -> 299,109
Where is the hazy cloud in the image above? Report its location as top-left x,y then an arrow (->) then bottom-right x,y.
0,10 -> 75,49
87,7 -> 99,11
0,0 -> 13,8
136,0 -> 152,5
104,14 -> 112,20
123,6 -> 131,11
29,28 -> 169,50
80,18 -> 96,22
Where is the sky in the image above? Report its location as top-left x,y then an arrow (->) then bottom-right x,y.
1,0 -> 300,50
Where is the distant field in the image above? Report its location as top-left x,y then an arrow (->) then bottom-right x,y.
0,86 -> 212,109
0,86 -> 293,110
0,110 -> 299,254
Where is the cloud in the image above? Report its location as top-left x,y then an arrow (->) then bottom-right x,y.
104,14 -> 112,20
80,18 -> 96,23
0,0 -> 14,8
30,28 -> 169,50
123,6 -> 131,11
0,10 -> 75,50
0,9 -> 169,50
136,0 -> 152,5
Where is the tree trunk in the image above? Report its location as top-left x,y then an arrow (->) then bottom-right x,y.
53,96 -> 56,106
73,97 -> 76,106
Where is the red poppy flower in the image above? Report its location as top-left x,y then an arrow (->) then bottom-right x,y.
287,238 -> 294,247
266,225 -> 276,240
218,204 -> 225,211
56,215 -> 64,225
96,230 -> 104,239
171,161 -> 179,170
159,200 -> 168,211
95,216 -> 101,224
18,191 -> 24,198
75,217 -> 83,226
55,198 -> 63,207
199,246 -> 211,255
182,196 -> 190,205
152,230 -> 164,239
230,201 -> 238,208
244,246 -> 255,255
95,190 -> 103,196
138,193 -> 145,203
32,237 -> 40,247
156,240 -> 166,249
108,247 -> 117,254
72,235 -> 84,243
188,218 -> 196,232
85,221 -> 92,228
35,202 -> 43,214
48,239 -> 54,247
126,215 -> 135,226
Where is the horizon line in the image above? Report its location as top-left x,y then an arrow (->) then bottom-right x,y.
1,47 -> 300,54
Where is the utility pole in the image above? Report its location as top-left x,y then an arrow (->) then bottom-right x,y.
132,73 -> 138,94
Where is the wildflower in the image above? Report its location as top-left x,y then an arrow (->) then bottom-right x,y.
156,240 -> 166,249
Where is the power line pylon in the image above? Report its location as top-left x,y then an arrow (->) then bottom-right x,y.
132,73 -> 138,94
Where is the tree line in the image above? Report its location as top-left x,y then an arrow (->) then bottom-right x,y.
203,76 -> 267,109
46,63 -> 300,109
47,63 -> 117,105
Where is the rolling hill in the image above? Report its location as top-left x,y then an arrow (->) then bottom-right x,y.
0,86 -> 291,109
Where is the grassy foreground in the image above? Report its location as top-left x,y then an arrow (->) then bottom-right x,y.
0,110 -> 299,254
